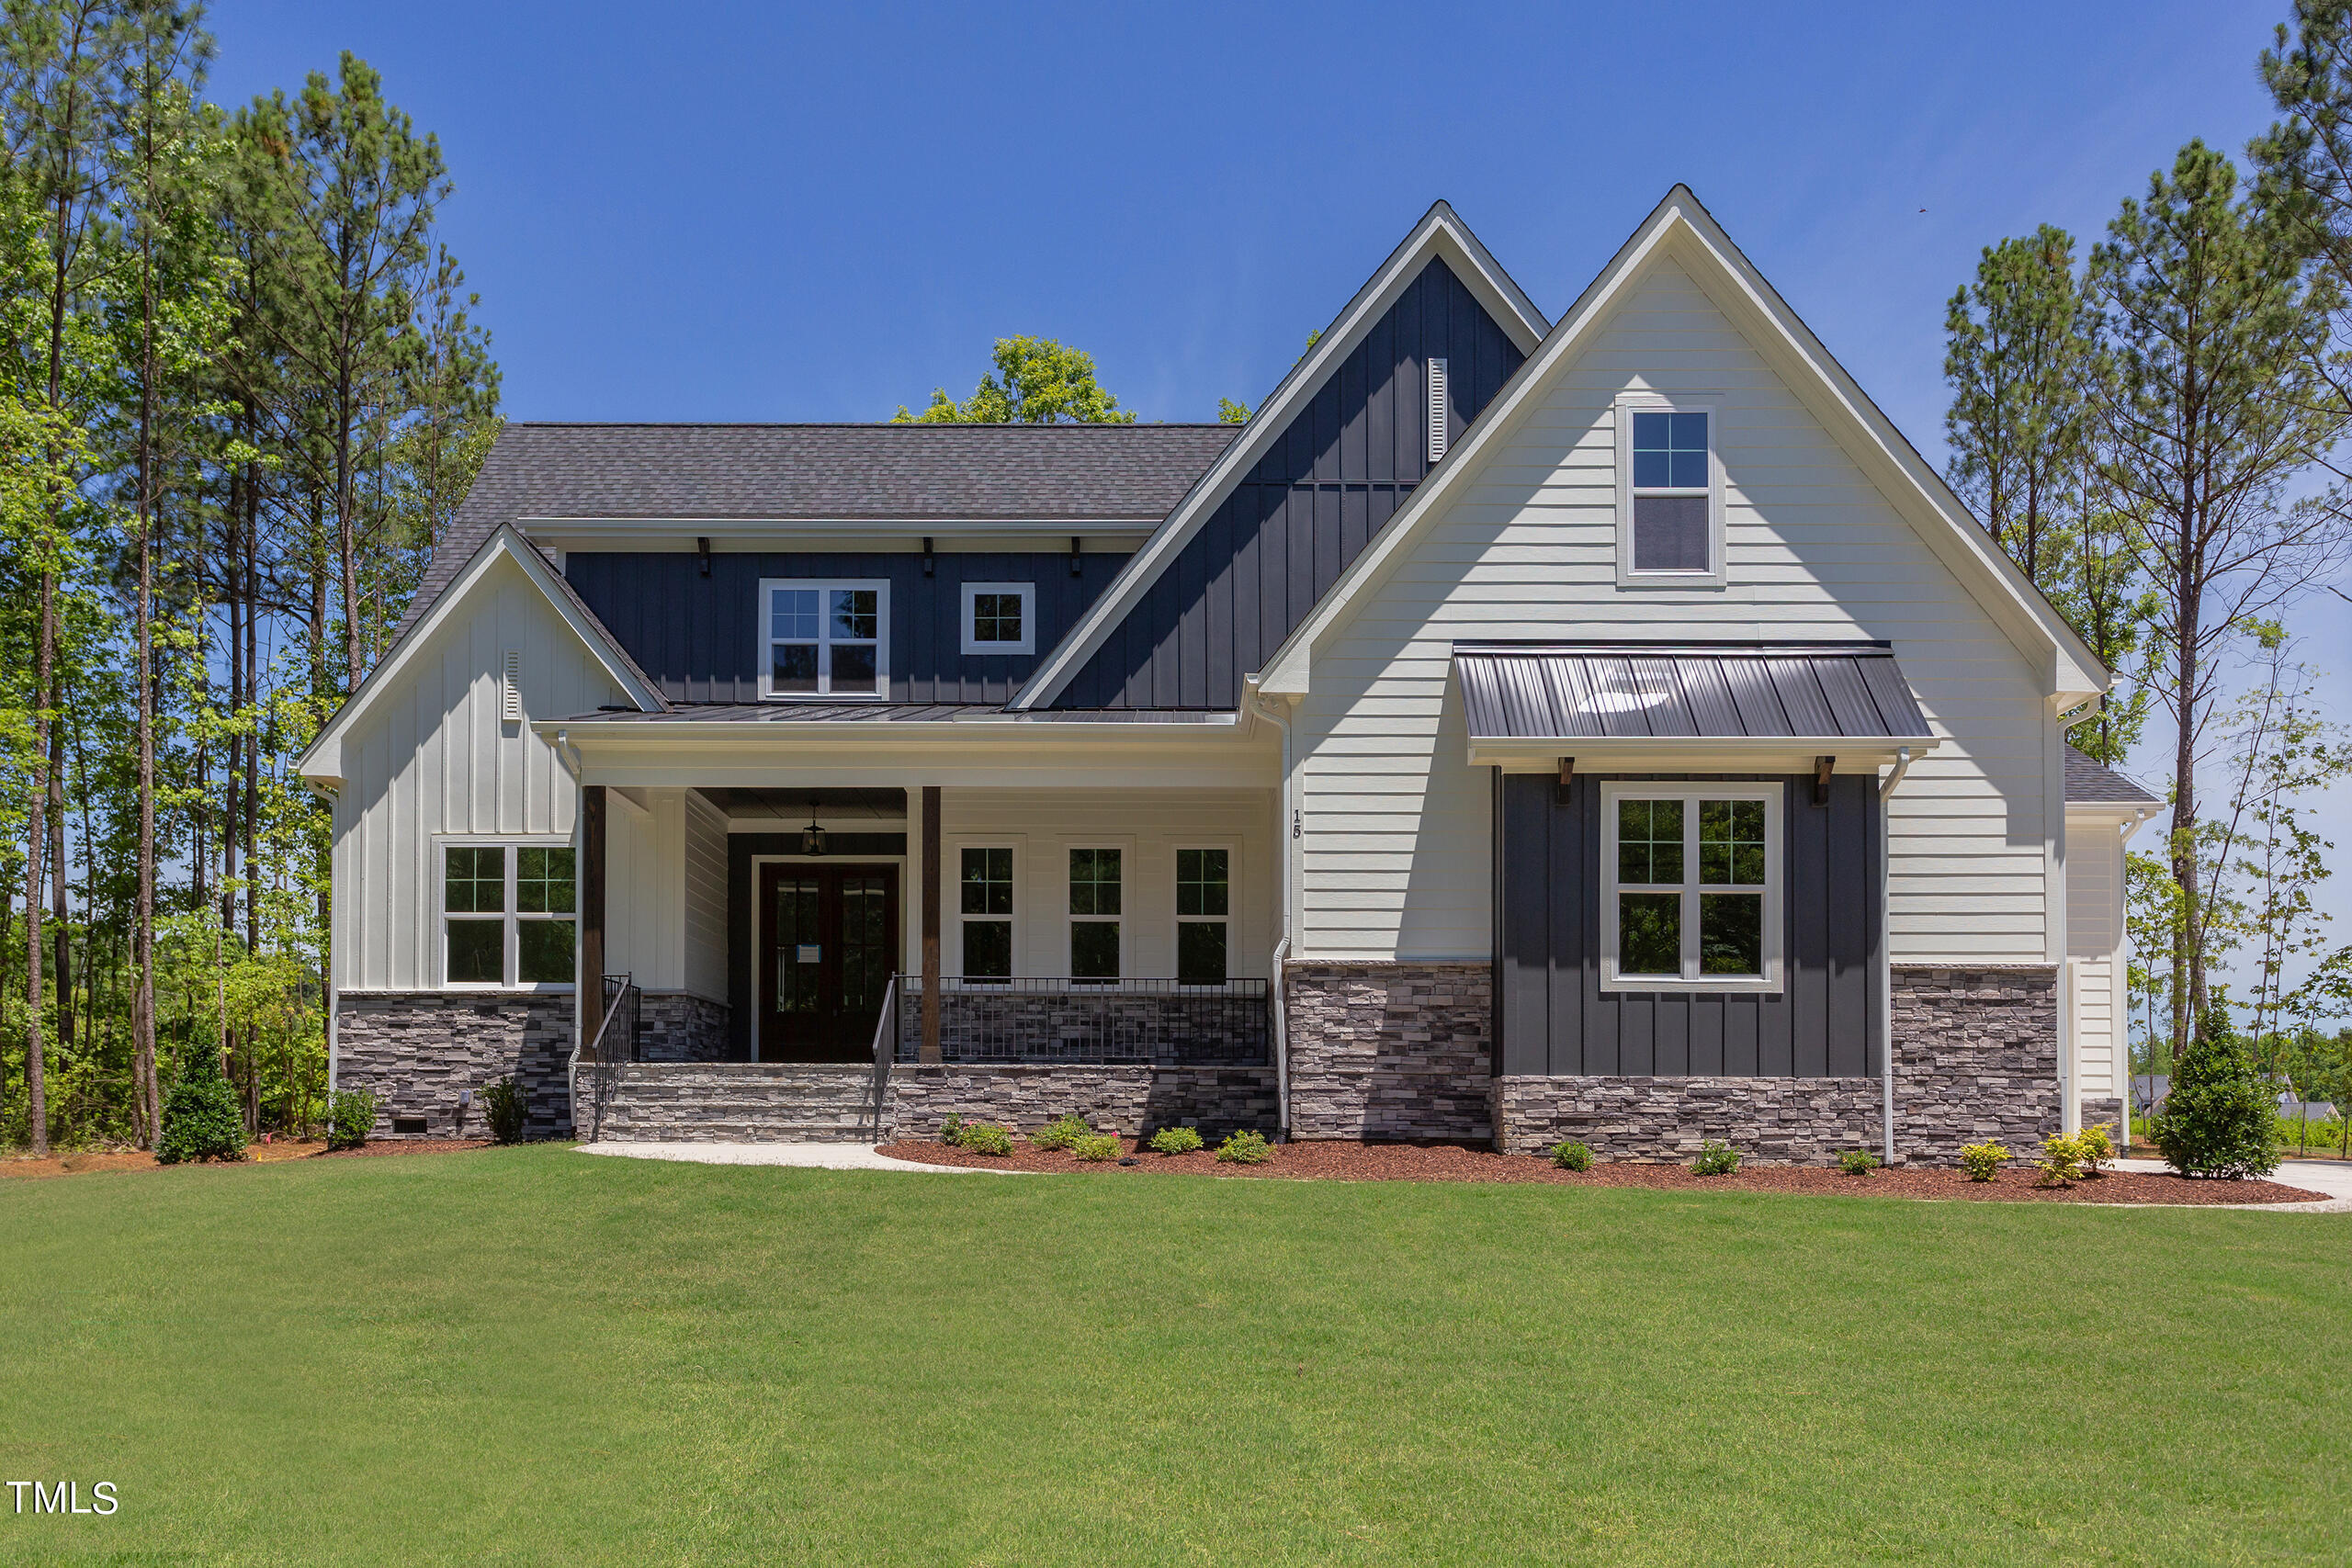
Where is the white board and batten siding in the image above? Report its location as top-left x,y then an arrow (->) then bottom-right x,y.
331,552 -> 626,992
600,786 -> 730,1002
1292,255 -> 2063,965
2066,812 -> 2131,1108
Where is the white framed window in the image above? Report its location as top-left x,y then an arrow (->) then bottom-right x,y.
1067,845 -> 1124,982
961,581 -> 1035,655
1614,393 -> 1724,587
758,578 -> 888,698
1599,783 -> 1781,993
1173,845 -> 1233,986
440,840 -> 577,990
956,843 -> 1017,981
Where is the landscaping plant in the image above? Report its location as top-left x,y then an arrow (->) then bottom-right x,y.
1031,1113 -> 1091,1152
2075,1122 -> 2116,1176
1148,1126 -> 1204,1155
1216,1129 -> 1272,1164
955,1122 -> 1014,1156
156,1048 -> 248,1165
1072,1134 -> 1121,1162
1960,1141 -> 2010,1181
2035,1132 -> 2087,1188
1837,1148 -> 1882,1177
2154,1007 -> 2280,1178
327,1089 -> 379,1152
939,1113 -> 964,1145
1551,1140 -> 1594,1172
1689,1140 -> 1740,1176
481,1077 -> 528,1145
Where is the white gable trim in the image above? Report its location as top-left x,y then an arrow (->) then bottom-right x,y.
1009,200 -> 1550,711
1258,186 -> 2109,703
297,525 -> 664,787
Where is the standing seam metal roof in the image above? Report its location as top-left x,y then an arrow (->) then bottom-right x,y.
1454,642 -> 1934,740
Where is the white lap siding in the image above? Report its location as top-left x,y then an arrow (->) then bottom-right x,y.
331,551 -> 628,992
1294,256 -> 2059,964
2065,811 -> 2130,1108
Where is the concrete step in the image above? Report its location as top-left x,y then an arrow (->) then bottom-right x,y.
579,1063 -> 890,1145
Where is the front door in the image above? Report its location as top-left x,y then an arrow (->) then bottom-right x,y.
759,863 -> 900,1062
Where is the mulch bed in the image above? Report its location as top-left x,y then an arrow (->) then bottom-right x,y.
2,1137 -> 494,1179
878,1137 -> 2331,1204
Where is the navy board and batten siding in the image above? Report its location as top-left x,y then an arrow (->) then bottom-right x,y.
564,550 -> 1130,705
1493,772 -> 1884,1078
1054,258 -> 1529,710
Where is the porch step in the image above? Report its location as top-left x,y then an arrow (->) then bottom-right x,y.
579,1063 -> 887,1144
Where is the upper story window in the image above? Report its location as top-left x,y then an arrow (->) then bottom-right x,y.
1615,394 -> 1724,587
961,581 -> 1035,656
1600,783 -> 1780,993
760,580 -> 888,698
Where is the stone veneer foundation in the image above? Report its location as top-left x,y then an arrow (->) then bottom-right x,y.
1492,966 -> 2060,1165
334,992 -> 575,1140
2077,1097 -> 2125,1137
1283,962 -> 1492,1142
888,1064 -> 1277,1141
636,993 -> 730,1062
582,1063 -> 881,1142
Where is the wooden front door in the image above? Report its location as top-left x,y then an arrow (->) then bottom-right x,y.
758,863 -> 900,1062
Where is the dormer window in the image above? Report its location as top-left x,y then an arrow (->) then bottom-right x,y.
1615,394 -> 1724,587
961,581 -> 1035,655
759,579 -> 888,698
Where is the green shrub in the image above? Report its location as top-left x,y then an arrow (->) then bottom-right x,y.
481,1077 -> 527,1145
156,1049 -> 247,1165
1959,1140 -> 2009,1181
2034,1132 -> 2086,1187
1148,1125 -> 1204,1156
1837,1147 -> 1881,1177
938,1112 -> 964,1145
2075,1122 -> 2116,1176
1031,1113 -> 1091,1152
326,1088 -> 377,1152
2154,1008 -> 2279,1179
1550,1140 -> 1594,1172
1688,1139 -> 1739,1177
955,1121 -> 1012,1156
1072,1134 -> 1121,1162
1216,1129 -> 1272,1164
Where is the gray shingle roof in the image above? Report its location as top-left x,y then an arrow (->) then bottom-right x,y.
1454,642 -> 1934,740
398,421 -> 1241,650
2065,743 -> 2162,805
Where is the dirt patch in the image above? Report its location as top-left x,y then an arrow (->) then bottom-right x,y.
878,1137 -> 2330,1204
2,1137 -> 497,1179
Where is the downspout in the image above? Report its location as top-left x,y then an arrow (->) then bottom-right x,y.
1246,681 -> 1297,1139
1878,746 -> 1913,1166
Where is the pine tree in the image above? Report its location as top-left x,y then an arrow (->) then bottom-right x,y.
154,1034 -> 242,1163
2153,1003 -> 2280,1178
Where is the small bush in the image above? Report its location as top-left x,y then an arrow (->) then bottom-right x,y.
2154,1007 -> 2280,1179
1216,1129 -> 1272,1164
1688,1139 -> 1740,1177
1148,1125 -> 1204,1155
1550,1140 -> 1594,1172
157,1049 -> 247,1165
326,1087 -> 378,1153
1837,1147 -> 1881,1177
2075,1122 -> 2116,1177
481,1077 -> 527,1145
2035,1132 -> 2086,1187
1072,1134 -> 1121,1162
1959,1141 -> 2009,1181
955,1121 -> 1012,1156
1031,1113 -> 1091,1152
938,1112 -> 965,1145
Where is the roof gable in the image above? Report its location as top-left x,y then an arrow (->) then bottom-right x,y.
1257,186 -> 2110,704
1012,201 -> 1550,710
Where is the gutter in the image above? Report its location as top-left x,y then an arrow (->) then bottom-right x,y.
1878,746 -> 1913,1166
1245,678 -> 1298,1139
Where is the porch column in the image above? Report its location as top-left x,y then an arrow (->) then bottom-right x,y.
581,784 -> 606,1054
921,784 -> 942,1063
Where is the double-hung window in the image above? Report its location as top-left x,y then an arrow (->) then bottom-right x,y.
1068,848 -> 1122,981
1175,848 -> 1229,985
1616,394 -> 1723,585
959,846 -> 1014,981
1600,784 -> 1780,992
760,579 -> 887,697
443,842 -> 576,988
961,581 -> 1035,655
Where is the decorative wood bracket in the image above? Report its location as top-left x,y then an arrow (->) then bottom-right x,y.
1557,756 -> 1575,803
1814,755 -> 1835,806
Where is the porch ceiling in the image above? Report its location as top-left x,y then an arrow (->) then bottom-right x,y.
696,786 -> 907,820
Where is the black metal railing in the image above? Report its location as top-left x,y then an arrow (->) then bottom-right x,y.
571,973 -> 639,1143
867,974 -> 899,1137
892,975 -> 1270,1066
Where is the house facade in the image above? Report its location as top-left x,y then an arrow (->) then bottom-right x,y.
297,188 -> 2159,1163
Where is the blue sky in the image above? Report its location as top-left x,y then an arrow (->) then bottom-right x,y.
208,0 -> 2348,1003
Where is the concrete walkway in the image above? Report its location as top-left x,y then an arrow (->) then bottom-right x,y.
573,1141 -> 1019,1174
2114,1156 -> 2352,1213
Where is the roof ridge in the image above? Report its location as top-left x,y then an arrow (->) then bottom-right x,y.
496,421 -> 1241,431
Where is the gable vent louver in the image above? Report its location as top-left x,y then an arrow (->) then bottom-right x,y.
1426,357 -> 1450,464
502,649 -> 523,721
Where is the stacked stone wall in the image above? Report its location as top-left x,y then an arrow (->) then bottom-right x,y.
1283,962 -> 1491,1141
584,1063 -> 880,1143
888,1064 -> 1276,1141
637,993 -> 730,1062
334,992 -> 574,1139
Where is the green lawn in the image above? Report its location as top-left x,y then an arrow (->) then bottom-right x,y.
0,1148 -> 2345,1566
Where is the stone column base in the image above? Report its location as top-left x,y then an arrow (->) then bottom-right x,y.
1283,962 -> 1492,1142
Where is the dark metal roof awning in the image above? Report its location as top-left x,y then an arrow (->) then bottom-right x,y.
1454,642 -> 1935,746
